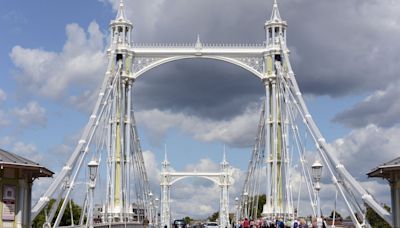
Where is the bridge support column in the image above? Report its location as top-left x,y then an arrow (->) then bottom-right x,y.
219,184 -> 229,228
391,177 -> 400,228
219,154 -> 230,228
161,154 -> 171,228
160,184 -> 170,228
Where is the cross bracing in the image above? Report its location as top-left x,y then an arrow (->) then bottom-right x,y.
238,35 -> 392,227
30,0 -> 393,227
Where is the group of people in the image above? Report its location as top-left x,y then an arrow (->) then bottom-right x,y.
236,217 -> 319,228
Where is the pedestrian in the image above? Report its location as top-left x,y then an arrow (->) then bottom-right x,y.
293,220 -> 299,228
243,218 -> 250,228
298,218 -> 308,228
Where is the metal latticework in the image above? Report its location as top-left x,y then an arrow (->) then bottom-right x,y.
31,1 -> 154,227
239,1 -> 392,227
29,0 -> 393,227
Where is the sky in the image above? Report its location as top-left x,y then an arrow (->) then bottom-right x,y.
1,0 -> 400,220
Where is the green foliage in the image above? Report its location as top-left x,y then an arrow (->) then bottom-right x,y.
329,210 -> 342,220
208,212 -> 219,222
366,204 -> 391,228
245,194 -> 266,218
257,194 -> 266,218
183,216 -> 193,224
229,213 -> 235,224
32,198 -> 83,228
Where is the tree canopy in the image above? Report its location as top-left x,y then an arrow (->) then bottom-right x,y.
366,204 -> 391,228
32,198 -> 83,228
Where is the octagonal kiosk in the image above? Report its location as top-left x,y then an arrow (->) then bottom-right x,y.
367,156 -> 400,228
0,148 -> 53,228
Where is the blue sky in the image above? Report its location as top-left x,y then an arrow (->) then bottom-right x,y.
1,0 -> 400,219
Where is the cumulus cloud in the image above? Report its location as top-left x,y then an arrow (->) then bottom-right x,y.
141,150 -> 246,219
333,83 -> 400,128
10,21 -> 106,103
13,101 -> 47,127
136,104 -> 261,147
327,125 -> 400,178
105,0 -> 400,99
12,141 -> 43,163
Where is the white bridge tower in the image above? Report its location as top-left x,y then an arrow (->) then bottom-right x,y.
261,0 -> 293,219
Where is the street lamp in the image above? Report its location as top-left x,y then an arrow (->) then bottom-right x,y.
243,192 -> 249,219
311,160 -> 323,228
155,197 -> 159,227
235,197 -> 239,228
88,160 -> 99,228
149,192 -> 154,228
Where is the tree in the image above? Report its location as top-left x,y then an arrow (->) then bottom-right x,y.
245,194 -> 266,219
329,210 -> 342,221
257,194 -> 266,218
32,198 -> 83,227
366,204 -> 391,228
208,212 -> 219,222
229,213 -> 235,224
183,216 -> 193,225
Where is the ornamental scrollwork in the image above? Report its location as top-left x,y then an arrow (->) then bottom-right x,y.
132,57 -> 163,73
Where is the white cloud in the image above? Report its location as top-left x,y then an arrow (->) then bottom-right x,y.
142,150 -> 246,219
12,141 -> 43,163
0,89 -> 9,126
328,124 -> 400,178
0,88 -> 6,103
0,110 -> 9,126
10,21 -> 106,102
334,82 -> 400,128
136,104 -> 261,147
0,136 -> 13,147
13,101 -> 47,127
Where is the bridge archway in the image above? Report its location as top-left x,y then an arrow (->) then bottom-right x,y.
133,55 -> 264,80
160,154 -> 234,228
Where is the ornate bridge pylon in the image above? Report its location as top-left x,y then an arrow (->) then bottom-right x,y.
30,0 -> 392,227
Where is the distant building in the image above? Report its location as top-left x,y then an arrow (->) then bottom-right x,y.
0,148 -> 53,228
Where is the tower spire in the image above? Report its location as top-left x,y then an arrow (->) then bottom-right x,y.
116,0 -> 127,20
162,144 -> 170,167
270,0 -> 282,22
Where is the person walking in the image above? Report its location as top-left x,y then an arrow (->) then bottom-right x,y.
243,218 -> 250,228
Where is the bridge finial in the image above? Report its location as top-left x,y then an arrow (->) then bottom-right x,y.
270,0 -> 282,22
116,0 -> 127,20
164,144 -> 168,162
195,34 -> 202,49
223,144 -> 227,162
221,145 -> 229,167
162,146 -> 170,168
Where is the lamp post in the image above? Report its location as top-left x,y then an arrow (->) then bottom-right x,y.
88,160 -> 99,228
243,192 -> 249,219
149,192 -> 154,228
235,197 -> 239,228
155,197 -> 159,228
311,160 -> 323,228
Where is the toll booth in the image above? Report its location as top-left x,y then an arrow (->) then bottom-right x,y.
367,156 -> 400,228
0,148 -> 53,228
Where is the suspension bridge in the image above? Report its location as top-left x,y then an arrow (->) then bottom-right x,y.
30,0 -> 393,227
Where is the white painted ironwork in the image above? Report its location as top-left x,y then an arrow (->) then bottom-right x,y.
160,153 -> 233,228
31,1 -> 153,227
30,0 -> 393,227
